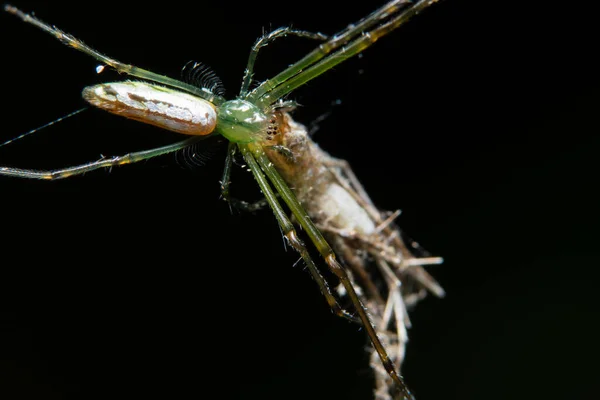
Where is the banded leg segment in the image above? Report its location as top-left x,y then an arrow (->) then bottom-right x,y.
238,144 -> 358,324
4,5 -> 225,105
247,142 -> 414,400
0,137 -> 201,180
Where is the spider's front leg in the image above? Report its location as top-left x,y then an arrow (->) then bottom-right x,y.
246,142 -> 415,400
237,143 -> 359,325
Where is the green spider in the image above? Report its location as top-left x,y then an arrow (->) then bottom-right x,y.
0,2 -> 443,399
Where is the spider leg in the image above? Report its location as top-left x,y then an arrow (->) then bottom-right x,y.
333,234 -> 413,400
219,142 -> 270,213
0,137 -> 200,180
330,235 -> 385,305
246,142 -> 414,400
239,27 -> 327,97
250,0 -> 438,107
330,235 -> 408,400
4,5 -> 224,104
238,143 -> 359,325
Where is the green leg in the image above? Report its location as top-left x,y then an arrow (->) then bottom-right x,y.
250,0 -> 438,107
239,27 -> 327,97
238,144 -> 359,324
0,137 -> 201,180
247,142 -> 414,400
248,0 -> 414,102
219,142 -> 268,213
4,5 -> 225,105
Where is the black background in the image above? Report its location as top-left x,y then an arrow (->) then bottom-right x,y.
1,1 -> 598,399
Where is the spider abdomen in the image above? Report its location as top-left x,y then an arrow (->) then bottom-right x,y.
82,81 -> 217,136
